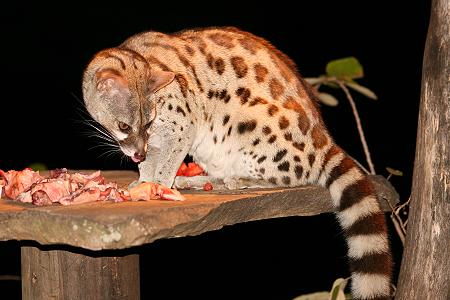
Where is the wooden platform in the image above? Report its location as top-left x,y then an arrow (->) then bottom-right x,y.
0,171 -> 398,250
0,170 -> 399,299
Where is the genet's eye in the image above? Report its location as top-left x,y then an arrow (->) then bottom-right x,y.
118,122 -> 131,132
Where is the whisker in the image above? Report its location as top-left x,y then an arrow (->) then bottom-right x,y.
108,150 -> 124,161
88,144 -> 119,151
71,92 -> 129,167
70,91 -> 84,105
98,149 -> 122,159
74,116 -> 116,136
70,93 -> 101,121
82,132 -> 116,144
120,154 -> 125,167
81,131 -> 116,144
70,93 -> 117,143
82,122 -> 115,141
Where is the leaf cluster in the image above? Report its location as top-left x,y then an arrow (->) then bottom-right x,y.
305,57 -> 377,106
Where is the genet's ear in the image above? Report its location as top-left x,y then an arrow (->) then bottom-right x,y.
95,68 -> 129,94
148,70 -> 175,94
94,69 -> 131,111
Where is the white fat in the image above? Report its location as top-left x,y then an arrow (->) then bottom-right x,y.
351,273 -> 390,299
347,234 -> 389,259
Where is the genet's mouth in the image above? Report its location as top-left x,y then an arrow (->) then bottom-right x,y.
131,156 -> 142,163
120,146 -> 146,163
131,152 -> 146,163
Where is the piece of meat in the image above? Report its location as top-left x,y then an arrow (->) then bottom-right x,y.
0,178 -> 4,198
32,190 -> 53,206
99,186 -> 130,202
176,163 -> 188,176
31,179 -> 72,203
183,163 -> 205,177
49,168 -> 68,179
70,171 -> 104,186
0,168 -> 43,199
16,191 -> 32,203
1,168 -> 179,206
70,188 -> 101,205
176,162 -> 206,177
203,182 -> 214,191
129,182 -> 185,201
59,188 -> 101,206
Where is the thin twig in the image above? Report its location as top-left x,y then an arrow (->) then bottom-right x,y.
383,196 -> 406,244
313,83 -> 322,91
390,215 -> 406,245
383,195 -> 410,245
394,196 -> 411,235
347,154 -> 371,175
335,79 -> 376,174
396,195 -> 411,212
383,196 -> 396,212
0,275 -> 21,281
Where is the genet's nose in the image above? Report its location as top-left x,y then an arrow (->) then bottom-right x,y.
132,152 -> 146,163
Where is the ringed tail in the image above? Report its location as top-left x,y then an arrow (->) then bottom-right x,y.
318,144 -> 392,300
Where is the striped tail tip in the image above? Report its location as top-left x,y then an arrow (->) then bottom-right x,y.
320,145 -> 393,300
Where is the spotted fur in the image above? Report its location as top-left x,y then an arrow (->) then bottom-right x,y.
83,26 -> 392,300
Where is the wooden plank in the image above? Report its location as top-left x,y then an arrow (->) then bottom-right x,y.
0,171 -> 398,250
21,246 -> 139,300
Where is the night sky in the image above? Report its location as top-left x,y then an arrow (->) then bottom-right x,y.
1,1 -> 430,299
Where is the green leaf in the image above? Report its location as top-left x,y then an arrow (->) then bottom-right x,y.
326,57 -> 364,80
318,92 -> 339,107
28,162 -> 48,171
292,292 -> 330,300
386,167 -> 403,176
345,82 -> 378,100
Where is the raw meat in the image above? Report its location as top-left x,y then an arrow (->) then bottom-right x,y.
129,182 -> 185,201
176,163 -> 188,176
203,182 -> 213,191
0,168 -> 185,206
0,168 -> 43,199
176,162 -> 206,177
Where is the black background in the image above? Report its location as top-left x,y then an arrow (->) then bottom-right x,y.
0,1 -> 430,299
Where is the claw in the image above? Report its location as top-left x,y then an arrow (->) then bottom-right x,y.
128,180 -> 142,189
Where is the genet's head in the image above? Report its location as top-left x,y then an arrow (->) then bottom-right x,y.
82,48 -> 174,162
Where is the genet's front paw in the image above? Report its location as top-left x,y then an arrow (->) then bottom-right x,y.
128,180 -> 143,189
173,175 -> 213,190
223,177 -> 241,190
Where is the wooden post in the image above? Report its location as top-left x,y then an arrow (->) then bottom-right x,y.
21,246 -> 140,300
395,0 -> 450,299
